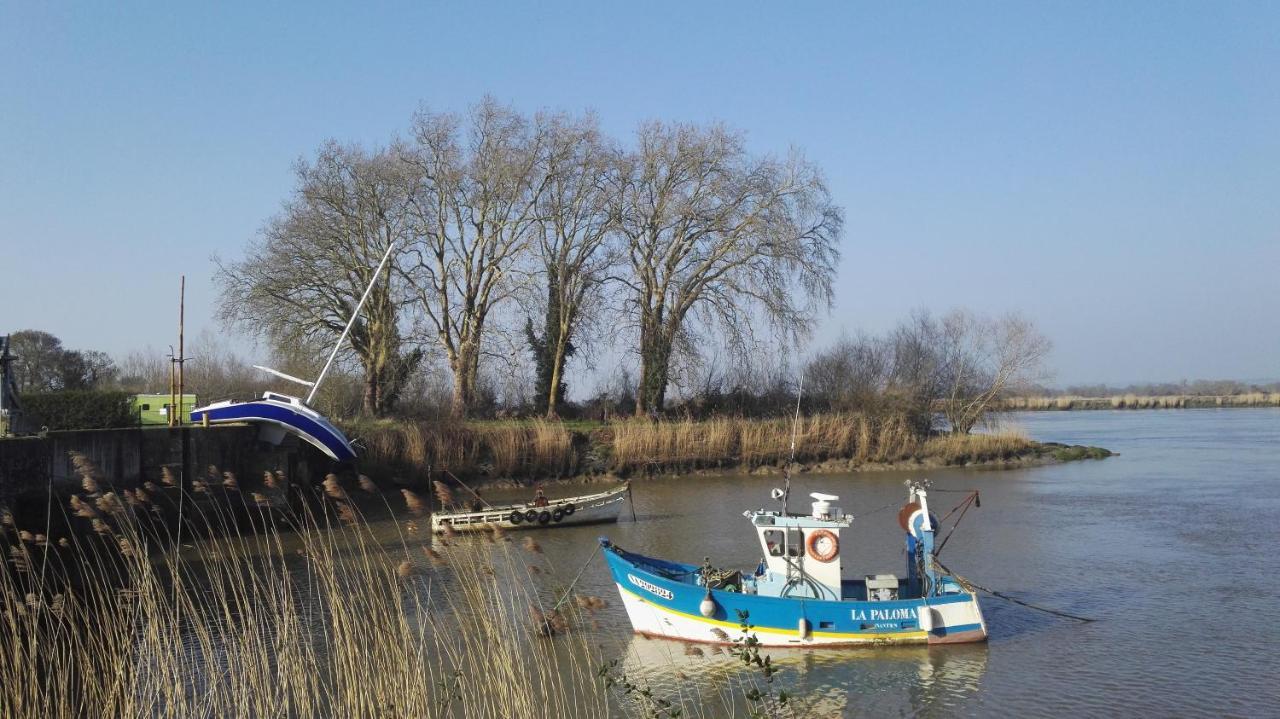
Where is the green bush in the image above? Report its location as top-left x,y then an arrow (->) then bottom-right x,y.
19,390 -> 137,431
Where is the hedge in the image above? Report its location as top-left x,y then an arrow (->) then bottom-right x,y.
19,391 -> 137,431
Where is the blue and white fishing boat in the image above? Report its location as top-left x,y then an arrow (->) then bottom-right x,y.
191,243 -> 401,464
602,481 -> 987,647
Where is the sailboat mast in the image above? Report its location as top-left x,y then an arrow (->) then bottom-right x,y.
306,242 -> 398,405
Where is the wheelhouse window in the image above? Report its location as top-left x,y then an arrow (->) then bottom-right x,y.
763,529 -> 785,556
786,528 -> 804,557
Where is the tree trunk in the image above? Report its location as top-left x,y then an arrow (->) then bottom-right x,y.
362,372 -> 380,417
545,341 -> 565,419
635,330 -> 672,417
449,343 -> 480,418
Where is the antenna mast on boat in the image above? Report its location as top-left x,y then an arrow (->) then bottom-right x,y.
305,242 -> 398,405
782,373 -> 804,515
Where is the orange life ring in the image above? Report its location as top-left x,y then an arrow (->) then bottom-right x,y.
806,529 -> 839,563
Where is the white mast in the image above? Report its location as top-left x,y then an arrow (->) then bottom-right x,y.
306,242 -> 398,405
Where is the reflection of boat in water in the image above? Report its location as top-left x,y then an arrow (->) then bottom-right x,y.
431,484 -> 630,533
618,632 -> 989,716
191,243 -> 400,464
603,481 -> 987,647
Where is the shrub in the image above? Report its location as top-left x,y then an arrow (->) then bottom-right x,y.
19,390 -> 136,431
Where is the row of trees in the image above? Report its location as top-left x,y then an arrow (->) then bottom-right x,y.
3,330 -> 116,393
804,310 -> 1050,434
5,309 -> 1050,435
217,98 -> 842,418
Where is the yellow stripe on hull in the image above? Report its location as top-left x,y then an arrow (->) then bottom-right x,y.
620,586 -> 930,642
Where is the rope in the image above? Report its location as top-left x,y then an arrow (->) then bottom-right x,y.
550,545 -> 601,611
935,493 -> 978,556
933,557 -> 1096,623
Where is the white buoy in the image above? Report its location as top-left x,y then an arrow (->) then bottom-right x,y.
700,591 -> 716,618
918,605 -> 935,633
798,617 -> 811,639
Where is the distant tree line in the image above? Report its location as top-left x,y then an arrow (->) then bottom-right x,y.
1045,379 -> 1280,397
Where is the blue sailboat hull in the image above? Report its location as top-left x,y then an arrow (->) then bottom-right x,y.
190,396 -> 357,462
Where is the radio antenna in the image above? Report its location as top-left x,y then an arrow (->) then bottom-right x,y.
781,373 -> 804,515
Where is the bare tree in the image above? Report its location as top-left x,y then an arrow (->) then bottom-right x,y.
937,310 -> 1051,434
525,112 -> 615,417
215,142 -> 420,416
611,122 -> 841,416
804,333 -> 890,413
401,99 -> 548,417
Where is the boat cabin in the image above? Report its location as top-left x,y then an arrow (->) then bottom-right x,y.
739,492 -> 905,602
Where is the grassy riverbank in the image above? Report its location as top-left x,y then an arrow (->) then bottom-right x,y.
348,413 -> 1110,484
1000,392 -> 1280,411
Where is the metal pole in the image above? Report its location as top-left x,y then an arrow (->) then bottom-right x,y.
306,242 -> 397,405
168,347 -> 175,428
177,275 -> 185,425
782,373 -> 804,515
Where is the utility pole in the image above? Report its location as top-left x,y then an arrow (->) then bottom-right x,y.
167,276 -> 189,427
177,275 -> 185,425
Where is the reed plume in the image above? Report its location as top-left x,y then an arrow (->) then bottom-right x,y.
70,495 -> 99,519
401,489 -> 427,517
322,474 -> 348,500
432,480 -> 454,508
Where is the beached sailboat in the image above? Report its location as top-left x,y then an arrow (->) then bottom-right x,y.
191,243 -> 400,463
601,480 -> 987,647
431,483 -> 631,533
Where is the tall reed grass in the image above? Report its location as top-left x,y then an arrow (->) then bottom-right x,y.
357,419 -> 576,478
609,413 -> 922,471
0,459 -> 615,718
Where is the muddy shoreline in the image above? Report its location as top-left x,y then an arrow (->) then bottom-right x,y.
434,441 -> 1114,491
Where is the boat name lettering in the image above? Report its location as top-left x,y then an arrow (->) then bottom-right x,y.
851,607 -> 918,622
627,574 -> 674,600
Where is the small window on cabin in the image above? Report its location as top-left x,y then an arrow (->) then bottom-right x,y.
763,529 -> 785,557
786,528 -> 804,557
141,404 -> 150,411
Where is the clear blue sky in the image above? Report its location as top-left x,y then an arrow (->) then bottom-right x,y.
3,1 -> 1277,386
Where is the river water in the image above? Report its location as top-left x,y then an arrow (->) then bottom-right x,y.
452,409 -> 1279,717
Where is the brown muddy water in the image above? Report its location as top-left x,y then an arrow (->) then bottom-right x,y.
233,409 -> 1280,717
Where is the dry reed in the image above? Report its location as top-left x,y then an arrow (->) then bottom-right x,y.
0,472 -> 619,718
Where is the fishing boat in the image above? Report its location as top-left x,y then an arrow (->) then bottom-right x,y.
431,483 -> 631,533
191,243 -> 401,464
601,480 -> 987,647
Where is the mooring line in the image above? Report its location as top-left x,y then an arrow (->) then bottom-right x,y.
551,545 -> 601,611
933,558 -> 1096,623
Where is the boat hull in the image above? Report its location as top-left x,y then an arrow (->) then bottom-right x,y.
604,544 -> 986,647
431,485 -> 629,533
190,398 -> 357,462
